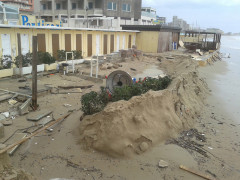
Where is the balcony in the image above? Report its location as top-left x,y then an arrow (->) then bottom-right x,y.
70,9 -> 85,16
40,10 -> 52,16
87,8 -> 103,16
55,10 -> 68,15
141,11 -> 157,19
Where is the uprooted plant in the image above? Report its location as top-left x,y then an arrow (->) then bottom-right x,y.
81,76 -> 172,115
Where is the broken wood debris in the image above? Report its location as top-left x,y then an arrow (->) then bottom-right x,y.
0,112 -> 71,155
58,85 -> 93,90
167,128 -> 208,157
180,165 -> 216,180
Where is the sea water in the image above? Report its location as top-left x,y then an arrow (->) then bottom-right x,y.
214,36 -> 240,122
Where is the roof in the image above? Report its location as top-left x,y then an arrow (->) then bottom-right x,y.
121,25 -> 182,32
0,24 -> 140,33
184,30 -> 221,35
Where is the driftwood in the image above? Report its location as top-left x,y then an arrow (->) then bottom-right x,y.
58,85 -> 93,90
180,165 -> 217,180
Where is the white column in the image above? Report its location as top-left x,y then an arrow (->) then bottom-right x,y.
68,0 -> 71,19
52,0 -> 55,20
84,0 -> 88,18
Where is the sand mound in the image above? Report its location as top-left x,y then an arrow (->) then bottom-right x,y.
78,58 -> 208,157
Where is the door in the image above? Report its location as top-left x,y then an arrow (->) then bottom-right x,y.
128,35 -> 132,49
37,34 -> 46,52
65,34 -> 71,52
116,35 -> 120,51
76,34 -> 82,52
103,34 -> 108,54
110,34 -> 114,53
122,35 -> 126,49
96,34 -> 100,55
87,34 -> 92,57
21,34 -> 29,55
1,34 -> 11,56
52,34 -> 59,58
158,32 -> 171,53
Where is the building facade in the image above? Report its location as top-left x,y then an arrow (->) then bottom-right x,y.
1,0 -> 34,13
168,16 -> 190,31
34,0 -> 142,29
141,7 -> 157,25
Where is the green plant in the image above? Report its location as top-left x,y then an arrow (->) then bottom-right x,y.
57,50 -> 82,61
14,53 -> 32,68
38,51 -> 56,65
0,55 -> 12,69
72,50 -> 82,59
81,77 -> 172,115
81,87 -> 109,115
57,50 -> 66,61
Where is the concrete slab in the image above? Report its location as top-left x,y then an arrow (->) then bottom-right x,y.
27,110 -> 52,122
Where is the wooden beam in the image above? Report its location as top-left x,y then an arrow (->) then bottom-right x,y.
17,34 -> 22,77
32,36 -> 38,110
180,165 -> 216,180
0,113 -> 71,155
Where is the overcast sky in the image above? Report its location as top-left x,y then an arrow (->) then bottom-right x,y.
142,0 -> 240,33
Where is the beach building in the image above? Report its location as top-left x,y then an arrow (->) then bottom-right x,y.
168,16 -> 190,31
0,2 -> 19,25
141,7 -> 157,25
33,0 -> 142,29
0,0 -> 33,13
122,25 -> 181,53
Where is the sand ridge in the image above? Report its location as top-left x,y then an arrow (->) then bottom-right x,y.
79,57 -> 209,157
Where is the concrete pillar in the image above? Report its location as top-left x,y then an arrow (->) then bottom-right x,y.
0,123 -> 4,139
67,0 -> 71,19
138,19 -> 142,25
84,0 -> 88,18
131,18 -> 134,25
117,17 -> 121,28
52,0 -> 55,21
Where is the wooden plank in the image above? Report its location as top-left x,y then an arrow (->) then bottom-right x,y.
0,113 -> 71,155
65,34 -> 71,52
128,35 -> 132,49
76,34 -> 82,52
103,34 -> 108,54
17,33 -> 23,76
37,34 -> 46,52
6,133 -> 27,155
180,165 -> 216,180
52,34 -> 59,59
87,34 -> 92,57
110,34 -> 114,53
32,36 -> 38,110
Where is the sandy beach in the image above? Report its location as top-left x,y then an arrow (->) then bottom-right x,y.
0,40 -> 240,179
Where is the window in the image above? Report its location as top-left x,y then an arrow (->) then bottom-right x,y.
56,3 -> 61,10
107,2 -> 117,10
122,4 -> 131,12
88,2 -> 93,9
42,4 -> 46,10
72,3 -> 76,10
